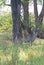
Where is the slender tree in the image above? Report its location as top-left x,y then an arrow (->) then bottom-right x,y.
33,0 -> 44,38
38,0 -> 44,24
33,0 -> 38,26
23,0 -> 29,27
34,0 -> 44,26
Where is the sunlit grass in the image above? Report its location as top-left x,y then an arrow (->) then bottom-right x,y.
0,33 -> 44,65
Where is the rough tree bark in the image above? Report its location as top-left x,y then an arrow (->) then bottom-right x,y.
33,0 -> 44,39
11,0 -> 42,43
11,0 -> 22,42
33,0 -> 39,28
11,0 -> 32,43
22,0 -> 32,37
38,0 -> 44,24
23,0 -> 29,27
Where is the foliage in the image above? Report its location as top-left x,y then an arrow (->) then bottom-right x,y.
29,13 -> 35,28
37,0 -> 42,5
23,13 -> 35,29
0,0 -> 5,2
0,12 -> 12,32
0,0 -> 5,6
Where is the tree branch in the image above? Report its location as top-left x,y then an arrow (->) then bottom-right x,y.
4,3 -> 11,6
38,0 -> 44,23
0,1 -> 5,6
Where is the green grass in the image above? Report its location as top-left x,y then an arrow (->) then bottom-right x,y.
0,33 -> 44,65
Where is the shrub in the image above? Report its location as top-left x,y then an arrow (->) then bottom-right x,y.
0,12 -> 12,33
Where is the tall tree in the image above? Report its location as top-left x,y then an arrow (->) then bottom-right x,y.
38,0 -> 44,24
34,0 -> 44,26
11,0 -> 22,42
23,0 -> 29,27
33,0 -> 38,27
33,0 -> 44,38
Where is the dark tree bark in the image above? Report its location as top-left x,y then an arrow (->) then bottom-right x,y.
38,0 -> 44,24
11,0 -> 33,43
11,0 -> 44,43
22,0 -> 32,37
23,0 -> 29,27
33,0 -> 44,39
34,0 -> 44,25
33,0 -> 38,27
11,0 -> 22,42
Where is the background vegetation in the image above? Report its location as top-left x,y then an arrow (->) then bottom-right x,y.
0,12 -> 12,33
0,12 -> 44,65
0,0 -> 44,65
0,33 -> 44,65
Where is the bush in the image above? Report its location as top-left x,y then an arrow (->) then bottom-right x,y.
0,12 -> 12,32
29,13 -> 35,28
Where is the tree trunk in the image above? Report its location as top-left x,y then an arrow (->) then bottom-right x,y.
11,0 -> 22,42
38,0 -> 44,24
22,0 -> 32,37
33,0 -> 39,27
23,0 -> 29,27
34,0 -> 44,26
33,0 -> 44,39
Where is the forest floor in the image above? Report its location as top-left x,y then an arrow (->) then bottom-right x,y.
0,33 -> 44,65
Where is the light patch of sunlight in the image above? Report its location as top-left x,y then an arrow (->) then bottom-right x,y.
34,38 -> 44,45
27,50 -> 34,59
18,49 -> 28,61
0,55 -> 12,63
6,55 -> 12,61
34,38 -> 41,44
18,49 -> 34,61
32,46 -> 43,57
33,50 -> 42,56
0,55 -> 6,63
0,50 -> 12,63
30,46 -> 42,56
